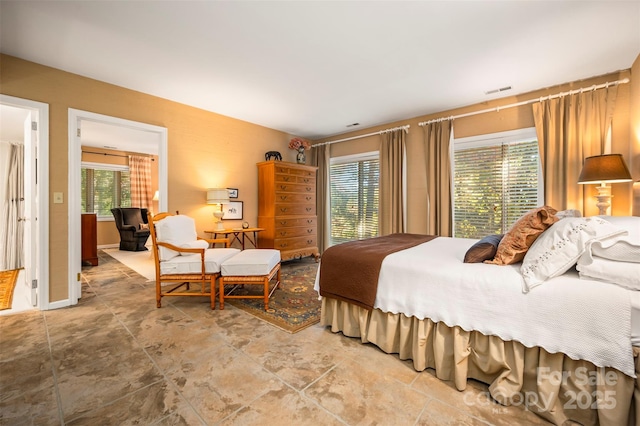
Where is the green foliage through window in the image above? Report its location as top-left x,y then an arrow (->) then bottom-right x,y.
453,139 -> 540,239
81,167 -> 131,217
330,157 -> 379,245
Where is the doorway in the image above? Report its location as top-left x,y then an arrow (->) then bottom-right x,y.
68,109 -> 168,305
0,95 -> 49,313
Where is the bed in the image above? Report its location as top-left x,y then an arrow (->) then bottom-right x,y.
314,212 -> 640,426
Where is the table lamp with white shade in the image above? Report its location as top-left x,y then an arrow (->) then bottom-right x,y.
577,154 -> 632,215
206,188 -> 229,231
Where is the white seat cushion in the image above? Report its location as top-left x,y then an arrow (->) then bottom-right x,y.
221,249 -> 281,276
160,248 -> 240,275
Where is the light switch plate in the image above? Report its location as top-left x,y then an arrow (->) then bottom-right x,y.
53,192 -> 63,204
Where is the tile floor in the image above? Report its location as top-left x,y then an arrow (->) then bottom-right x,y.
0,251 -> 551,425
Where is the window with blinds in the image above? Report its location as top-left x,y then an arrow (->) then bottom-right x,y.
453,128 -> 541,239
330,152 -> 379,245
81,162 -> 131,218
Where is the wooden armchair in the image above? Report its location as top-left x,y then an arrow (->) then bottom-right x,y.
148,212 -> 240,309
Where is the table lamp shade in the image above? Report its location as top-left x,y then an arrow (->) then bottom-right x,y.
206,188 -> 229,204
578,154 -> 632,184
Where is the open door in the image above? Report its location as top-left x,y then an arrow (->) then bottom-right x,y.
22,112 -> 38,305
0,94 -> 49,310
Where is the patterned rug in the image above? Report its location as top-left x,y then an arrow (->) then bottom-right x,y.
0,269 -> 20,311
226,257 -> 321,333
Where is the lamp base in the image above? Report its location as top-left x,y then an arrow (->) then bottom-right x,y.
594,183 -> 612,216
213,211 -> 225,231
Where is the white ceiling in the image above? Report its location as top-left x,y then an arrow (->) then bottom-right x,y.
1,1 -> 639,140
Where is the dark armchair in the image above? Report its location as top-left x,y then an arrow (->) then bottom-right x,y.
111,207 -> 150,251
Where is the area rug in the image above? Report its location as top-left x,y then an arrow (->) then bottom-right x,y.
0,269 -> 20,311
102,247 -> 155,281
226,257 -> 321,333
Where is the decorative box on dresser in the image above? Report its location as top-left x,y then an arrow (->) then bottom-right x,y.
257,161 -> 320,261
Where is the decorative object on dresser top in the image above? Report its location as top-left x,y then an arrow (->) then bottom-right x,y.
288,137 -> 311,164
315,211 -> 640,425
257,161 -> 319,262
578,153 -> 633,215
206,188 -> 230,231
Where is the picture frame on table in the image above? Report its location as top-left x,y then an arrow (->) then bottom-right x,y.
222,201 -> 243,219
227,188 -> 238,199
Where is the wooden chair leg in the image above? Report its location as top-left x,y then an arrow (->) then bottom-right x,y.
214,275 -> 216,310
263,276 -> 269,311
219,277 -> 225,310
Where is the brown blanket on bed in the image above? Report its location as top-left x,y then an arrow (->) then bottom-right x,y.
319,233 -> 437,310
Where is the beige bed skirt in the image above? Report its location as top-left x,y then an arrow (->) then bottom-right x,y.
322,297 -> 639,426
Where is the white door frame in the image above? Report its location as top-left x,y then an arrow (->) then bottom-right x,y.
0,94 -> 49,310
68,109 -> 168,305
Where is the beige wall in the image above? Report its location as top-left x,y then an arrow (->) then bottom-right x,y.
316,66 -> 636,232
1,54 -> 297,303
1,52 -> 638,304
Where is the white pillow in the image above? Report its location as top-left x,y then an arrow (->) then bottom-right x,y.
179,240 -> 209,255
596,216 -> 640,244
555,209 -> 582,219
155,215 -> 199,261
520,217 -> 627,292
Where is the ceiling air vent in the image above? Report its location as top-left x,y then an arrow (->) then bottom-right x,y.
485,86 -> 512,95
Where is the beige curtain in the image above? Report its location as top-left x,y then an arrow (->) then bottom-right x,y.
310,143 -> 330,254
423,121 -> 452,236
532,86 -> 618,213
2,142 -> 24,270
380,130 -> 406,235
128,155 -> 152,209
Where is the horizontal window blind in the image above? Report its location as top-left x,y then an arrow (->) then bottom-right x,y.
454,139 -> 540,238
330,158 -> 379,245
81,167 -> 131,217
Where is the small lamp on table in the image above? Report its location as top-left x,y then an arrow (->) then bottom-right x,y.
578,154 -> 632,215
206,188 -> 229,231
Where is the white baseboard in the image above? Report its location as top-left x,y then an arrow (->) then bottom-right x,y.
47,298 -> 71,310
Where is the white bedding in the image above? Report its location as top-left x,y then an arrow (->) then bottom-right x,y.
316,237 -> 635,377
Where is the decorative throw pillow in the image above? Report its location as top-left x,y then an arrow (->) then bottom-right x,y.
555,209 -> 582,219
154,215 -> 198,261
520,216 -> 627,292
463,234 -> 504,263
485,206 -> 558,265
179,240 -> 209,255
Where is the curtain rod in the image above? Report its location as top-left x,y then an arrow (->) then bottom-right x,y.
312,125 -> 410,148
82,150 -> 155,160
418,78 -> 630,127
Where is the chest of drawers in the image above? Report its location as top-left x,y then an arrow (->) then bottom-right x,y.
257,161 -> 319,261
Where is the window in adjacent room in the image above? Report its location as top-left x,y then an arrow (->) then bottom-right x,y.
81,162 -> 131,219
452,128 -> 542,239
329,152 -> 379,245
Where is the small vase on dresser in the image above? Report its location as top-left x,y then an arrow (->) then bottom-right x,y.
296,147 -> 306,164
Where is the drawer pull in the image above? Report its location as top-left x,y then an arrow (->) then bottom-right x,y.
279,185 -> 288,190
306,187 -> 312,192
280,231 -> 287,236
307,229 -> 313,233
280,208 -> 288,213
305,196 -> 312,201
307,239 -> 313,244
306,207 -> 312,212
279,221 -> 288,225
280,243 -> 288,248
283,176 -> 290,182
307,219 -> 313,223
280,196 -> 288,201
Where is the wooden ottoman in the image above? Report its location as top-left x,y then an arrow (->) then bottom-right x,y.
219,249 -> 281,311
